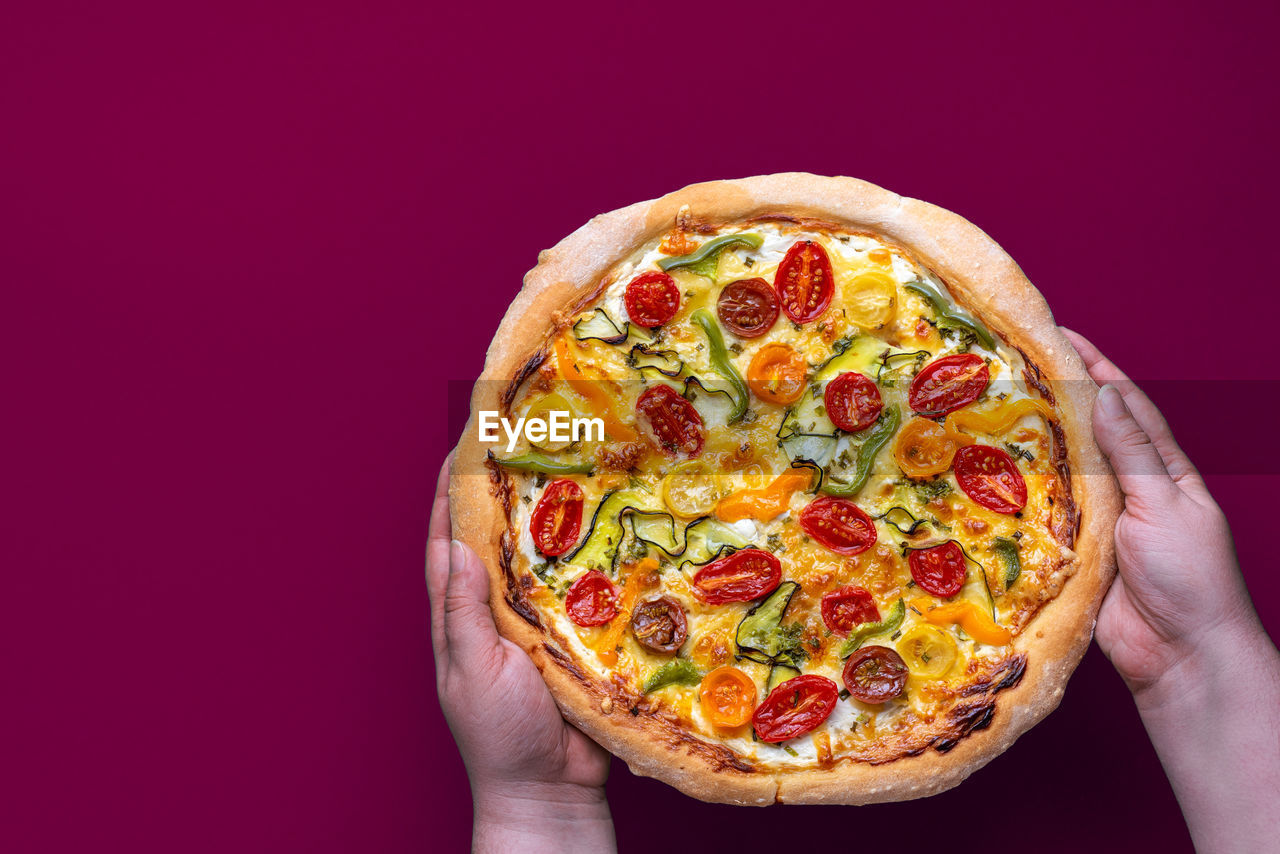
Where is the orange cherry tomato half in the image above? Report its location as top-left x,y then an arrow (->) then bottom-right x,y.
565,570 -> 619,627
691,548 -> 782,604
636,384 -> 704,457
717,278 -> 779,338
699,666 -> 757,728
747,343 -> 809,406
530,479 -> 584,556
752,674 -> 839,743
954,444 -> 1028,514
908,541 -> 967,598
775,240 -> 834,324
624,271 -> 680,328
821,585 -> 881,636
908,353 -> 990,416
893,417 -> 960,479
798,496 -> 877,556
842,645 -> 908,704
824,371 -> 883,433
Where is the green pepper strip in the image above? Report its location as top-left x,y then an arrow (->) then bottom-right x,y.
821,405 -> 901,497
840,598 -> 906,657
905,281 -> 997,351
642,659 -> 702,693
992,536 -> 1021,590
487,450 -> 594,475
657,233 -> 764,277
690,309 -> 749,422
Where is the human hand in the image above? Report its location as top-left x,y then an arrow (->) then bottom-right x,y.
427,456 -> 615,853
1063,330 -> 1280,851
1062,329 -> 1266,699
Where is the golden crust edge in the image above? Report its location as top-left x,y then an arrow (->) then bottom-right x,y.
450,172 -> 1121,805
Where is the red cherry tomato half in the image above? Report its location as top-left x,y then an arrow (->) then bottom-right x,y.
908,354 -> 990,416
821,585 -> 881,636
717,278 -> 779,338
565,570 -> 619,627
954,444 -> 1028,514
691,548 -> 782,604
529,479 -> 584,556
636,384 -> 704,457
775,241 -> 834,324
842,645 -> 908,704
824,372 -> 883,433
624,271 -> 681,328
752,674 -> 839,743
798,497 -> 878,556
908,541 -> 967,598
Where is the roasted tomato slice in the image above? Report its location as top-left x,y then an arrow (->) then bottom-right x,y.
717,278 -> 779,338
842,645 -> 909,704
908,541 -> 967,598
775,240 -> 834,324
529,479 -> 584,556
629,595 -> 688,653
624,271 -> 680,328
691,548 -> 782,604
821,585 -> 880,636
954,444 -> 1028,514
824,372 -> 883,433
752,674 -> 839,743
799,497 -> 877,556
894,417 -> 961,478
747,343 -> 809,406
565,570 -> 618,627
908,353 -> 990,416
636,384 -> 704,457
699,666 -> 757,728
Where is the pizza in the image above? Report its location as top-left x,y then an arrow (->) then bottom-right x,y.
451,174 -> 1119,805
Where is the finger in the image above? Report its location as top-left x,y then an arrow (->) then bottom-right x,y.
426,454 -> 454,661
443,538 -> 504,670
1060,328 -> 1201,484
1093,384 -> 1180,507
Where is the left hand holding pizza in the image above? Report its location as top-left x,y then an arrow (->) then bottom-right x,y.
427,456 -> 616,853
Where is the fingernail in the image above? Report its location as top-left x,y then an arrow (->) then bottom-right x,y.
450,539 -> 466,572
1097,384 -> 1126,418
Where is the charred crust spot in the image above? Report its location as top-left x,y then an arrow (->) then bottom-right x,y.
501,349 -> 548,413
499,535 -> 541,628
993,654 -> 1028,692
959,653 -> 1027,698
542,643 -> 586,681
506,592 -> 540,627
932,702 -> 996,753
1017,351 -> 1079,548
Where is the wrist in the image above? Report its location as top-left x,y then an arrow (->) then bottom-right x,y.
1131,615 -> 1277,716
471,780 -> 614,854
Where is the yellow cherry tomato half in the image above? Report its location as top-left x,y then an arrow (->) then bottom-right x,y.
896,624 -> 959,679
522,391 -> 578,452
747,343 -> 809,406
699,666 -> 757,728
894,416 -> 971,479
844,271 -> 897,330
662,460 -> 726,519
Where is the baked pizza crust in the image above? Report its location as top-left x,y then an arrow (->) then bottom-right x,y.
450,173 -> 1121,805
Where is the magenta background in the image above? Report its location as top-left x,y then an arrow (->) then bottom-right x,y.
4,1 -> 1278,851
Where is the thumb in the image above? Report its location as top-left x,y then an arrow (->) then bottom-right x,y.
441,539 -> 504,672
1092,384 -> 1178,507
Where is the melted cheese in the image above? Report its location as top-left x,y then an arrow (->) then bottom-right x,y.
503,221 -> 1074,769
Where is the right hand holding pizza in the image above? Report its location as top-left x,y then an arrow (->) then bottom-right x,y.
427,457 -> 616,853
1064,329 -> 1280,851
